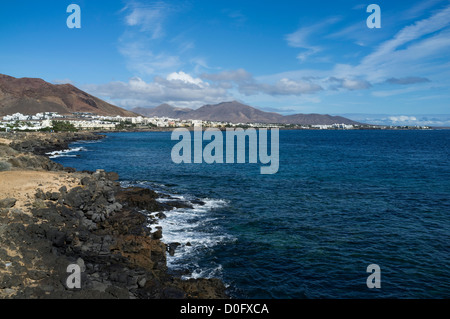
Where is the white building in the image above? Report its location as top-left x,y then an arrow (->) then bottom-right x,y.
69,120 -> 116,130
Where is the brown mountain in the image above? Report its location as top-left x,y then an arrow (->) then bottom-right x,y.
0,74 -> 138,117
186,101 -> 284,123
132,104 -> 193,118
133,101 -> 361,125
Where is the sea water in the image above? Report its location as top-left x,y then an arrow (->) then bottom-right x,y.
53,130 -> 450,299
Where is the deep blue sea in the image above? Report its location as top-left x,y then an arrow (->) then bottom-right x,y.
52,130 -> 450,299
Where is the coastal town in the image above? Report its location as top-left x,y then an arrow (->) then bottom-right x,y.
0,111 -> 431,132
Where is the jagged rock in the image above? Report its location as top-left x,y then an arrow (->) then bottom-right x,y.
115,188 -> 165,212
0,132 -> 229,300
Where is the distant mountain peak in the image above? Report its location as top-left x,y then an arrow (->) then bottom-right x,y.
132,101 -> 360,125
132,103 -> 193,118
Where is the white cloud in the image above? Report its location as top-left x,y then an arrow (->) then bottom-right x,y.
84,72 -> 229,109
167,71 -> 205,86
107,4 -> 450,110
389,115 -> 418,122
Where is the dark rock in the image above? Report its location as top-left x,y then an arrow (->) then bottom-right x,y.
80,177 -> 91,186
164,200 -> 194,209
49,192 -> 60,201
0,198 -> 16,208
0,132 -> 229,300
156,212 -> 167,219
115,188 -> 165,212
35,189 -> 45,200
167,243 -> 181,256
191,199 -> 206,206
46,229 -> 66,248
64,187 -> 90,209
152,227 -> 163,240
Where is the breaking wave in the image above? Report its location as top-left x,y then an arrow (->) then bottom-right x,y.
46,147 -> 87,158
120,180 -> 235,280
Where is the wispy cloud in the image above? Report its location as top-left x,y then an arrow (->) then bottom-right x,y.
118,39 -> 181,75
327,77 -> 372,90
401,0 -> 447,20
357,5 -> 450,80
118,1 -> 190,77
372,86 -> 422,97
330,4 -> 450,86
100,2 -> 450,111
285,17 -> 341,62
223,9 -> 247,26
201,69 -> 323,96
202,5 -> 450,103
122,1 -> 170,39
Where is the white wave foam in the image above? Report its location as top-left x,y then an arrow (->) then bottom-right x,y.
182,264 -> 224,280
119,180 -> 234,280
155,198 -> 234,275
46,147 -> 87,158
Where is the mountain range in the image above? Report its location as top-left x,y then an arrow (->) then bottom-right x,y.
132,101 -> 361,125
0,74 -> 137,117
0,74 -> 360,125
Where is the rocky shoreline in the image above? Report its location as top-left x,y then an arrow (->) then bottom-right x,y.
0,132 -> 228,299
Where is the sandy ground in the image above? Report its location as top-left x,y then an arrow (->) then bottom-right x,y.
0,170 -> 80,215
0,138 -> 11,145
0,170 -> 82,297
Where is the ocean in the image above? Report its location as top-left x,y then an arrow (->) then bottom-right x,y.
52,129 -> 450,299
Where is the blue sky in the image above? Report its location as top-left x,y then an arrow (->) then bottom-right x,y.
1,0 -> 449,125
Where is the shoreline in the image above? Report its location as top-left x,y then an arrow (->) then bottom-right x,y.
0,131 -> 228,299
91,126 -> 443,135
